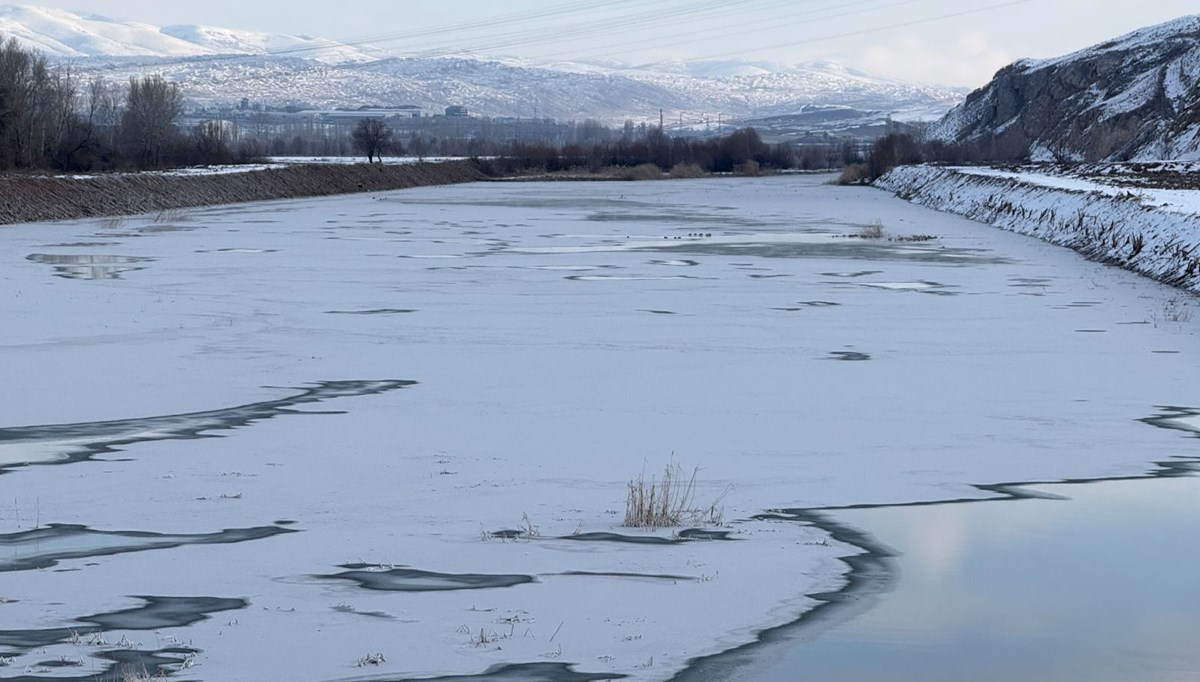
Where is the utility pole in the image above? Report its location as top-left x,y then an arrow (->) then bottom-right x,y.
718,113 -> 723,135
660,108 -> 664,131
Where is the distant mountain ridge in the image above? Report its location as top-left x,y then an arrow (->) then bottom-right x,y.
930,14 -> 1200,162
0,4 -> 379,62
0,3 -> 963,124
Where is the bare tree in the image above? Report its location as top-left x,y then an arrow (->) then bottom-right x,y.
352,118 -> 393,163
122,74 -> 183,168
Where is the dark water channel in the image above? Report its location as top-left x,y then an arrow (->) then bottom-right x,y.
726,471 -> 1200,682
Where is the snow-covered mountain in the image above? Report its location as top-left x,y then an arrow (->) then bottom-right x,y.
0,4 -> 378,62
0,3 -> 963,124
930,14 -> 1200,162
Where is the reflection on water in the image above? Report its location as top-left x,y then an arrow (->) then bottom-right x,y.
733,473 -> 1200,682
25,253 -> 154,280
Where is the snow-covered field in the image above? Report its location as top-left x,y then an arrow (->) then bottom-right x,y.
1,176 -> 1197,681
878,165 -> 1200,292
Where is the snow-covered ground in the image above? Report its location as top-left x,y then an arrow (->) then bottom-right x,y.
1,176 -> 1197,681
51,157 -> 466,181
878,165 -> 1200,292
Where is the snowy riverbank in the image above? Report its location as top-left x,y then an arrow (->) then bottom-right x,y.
876,165 -> 1200,293
0,160 -> 486,225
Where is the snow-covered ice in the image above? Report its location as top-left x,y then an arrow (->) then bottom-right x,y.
0,175 -> 1197,681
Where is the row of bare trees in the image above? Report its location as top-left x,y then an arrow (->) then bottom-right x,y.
0,39 -> 208,171
473,126 -> 805,175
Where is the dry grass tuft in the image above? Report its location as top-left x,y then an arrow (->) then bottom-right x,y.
1164,297 -> 1193,323
626,463 -> 694,528
624,461 -> 728,528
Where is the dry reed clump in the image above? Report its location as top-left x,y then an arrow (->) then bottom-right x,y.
858,220 -> 886,239
736,159 -> 761,177
669,162 -> 706,179
152,208 -> 193,223
836,163 -> 870,185
121,666 -> 166,682
624,462 -> 728,528
618,163 -> 665,181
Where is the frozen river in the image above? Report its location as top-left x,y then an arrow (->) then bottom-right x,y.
0,175 -> 1196,681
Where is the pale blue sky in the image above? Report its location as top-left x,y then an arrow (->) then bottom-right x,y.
23,0 -> 1200,85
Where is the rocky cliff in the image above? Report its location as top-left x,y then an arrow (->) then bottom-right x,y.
929,15 -> 1200,162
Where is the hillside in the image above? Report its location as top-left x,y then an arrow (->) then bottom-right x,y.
929,15 -> 1200,162
0,3 -> 961,124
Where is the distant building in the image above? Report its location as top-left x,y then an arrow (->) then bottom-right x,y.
445,105 -> 469,118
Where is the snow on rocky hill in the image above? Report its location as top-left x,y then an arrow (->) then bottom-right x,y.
930,14 -> 1200,162
0,3 -> 962,123
878,164 -> 1200,292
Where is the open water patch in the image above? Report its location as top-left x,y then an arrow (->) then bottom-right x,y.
25,254 -> 154,280
828,351 -> 871,362
565,275 -> 714,282
648,259 -> 700,267
0,524 -> 296,572
651,239 -> 1004,265
1008,276 -> 1053,288
0,596 -> 246,650
562,529 -> 735,545
823,271 -> 883,278
326,309 -> 417,316
196,247 -> 280,254
0,380 -> 416,472
1142,407 -> 1200,436
554,571 -> 698,582
675,455 -> 1200,682
329,661 -> 625,682
14,647 -> 199,682
859,281 -> 957,295
319,567 -> 536,592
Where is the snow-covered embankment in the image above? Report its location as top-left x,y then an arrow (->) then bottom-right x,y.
876,165 -> 1200,292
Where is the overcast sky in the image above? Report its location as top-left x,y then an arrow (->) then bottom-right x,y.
21,0 -> 1200,86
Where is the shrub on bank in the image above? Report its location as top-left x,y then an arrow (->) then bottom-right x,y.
618,163 -> 665,180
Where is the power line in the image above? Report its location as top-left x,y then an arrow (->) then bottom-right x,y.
341,0 -> 767,68
562,0 -> 928,63
689,0 -> 1035,61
